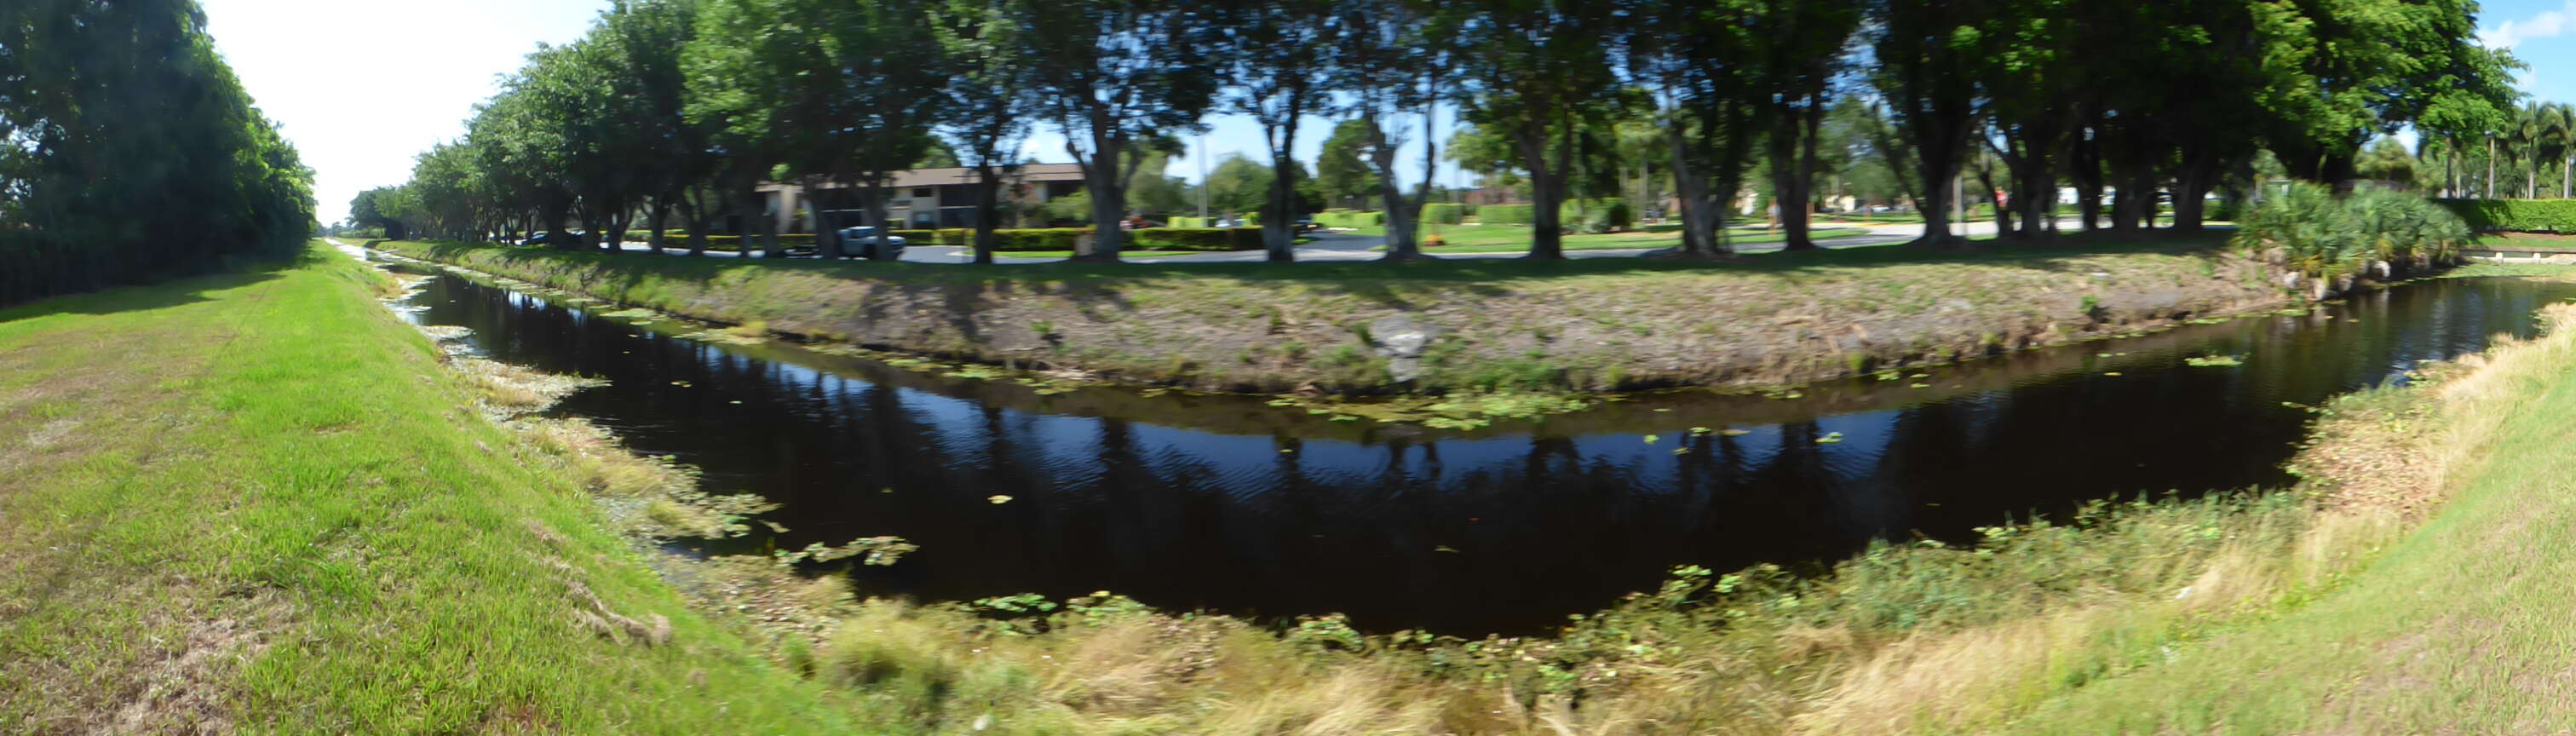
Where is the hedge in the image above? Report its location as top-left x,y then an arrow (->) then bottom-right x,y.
2435,198 -> 2576,233
1167,216 -> 1213,228
1422,203 -> 1468,225
1481,204 -> 1535,226
1131,227 -> 1263,251
1457,201 -> 1630,231
693,233 -> 818,251
1314,210 -> 1384,229
990,227 -> 1093,251
891,229 -> 937,242
938,228 -> 969,246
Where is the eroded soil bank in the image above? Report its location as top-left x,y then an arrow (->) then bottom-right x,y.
371,234 -> 2297,395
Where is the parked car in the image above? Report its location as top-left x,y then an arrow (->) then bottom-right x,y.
837,227 -> 908,260
1291,217 -> 1319,233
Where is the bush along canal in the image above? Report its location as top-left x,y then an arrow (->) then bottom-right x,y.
382,254 -> 2576,635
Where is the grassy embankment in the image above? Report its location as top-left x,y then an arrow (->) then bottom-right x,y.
1373,222 -> 1874,253
1991,268 -> 2576,732
371,232 -> 2287,409
0,242 -> 857,732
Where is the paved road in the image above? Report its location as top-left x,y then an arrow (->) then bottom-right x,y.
609,219 -> 2098,264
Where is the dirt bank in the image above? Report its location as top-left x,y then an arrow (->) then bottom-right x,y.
372,235 -> 2296,394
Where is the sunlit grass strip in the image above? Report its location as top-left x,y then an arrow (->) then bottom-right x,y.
0,243 -> 854,732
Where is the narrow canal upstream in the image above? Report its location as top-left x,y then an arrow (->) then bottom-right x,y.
387,259 -> 2576,635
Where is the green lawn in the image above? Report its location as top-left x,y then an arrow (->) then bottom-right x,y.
0,242 -> 851,732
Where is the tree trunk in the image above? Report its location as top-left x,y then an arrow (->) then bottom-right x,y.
971,165 -> 1002,265
647,197 -> 669,254
1072,119 -> 1125,262
1264,151 -> 1297,262
1665,124 -> 1717,256
1371,110 -> 1423,261
811,181 -> 845,259
1519,118 -> 1568,261
1771,97 -> 1818,251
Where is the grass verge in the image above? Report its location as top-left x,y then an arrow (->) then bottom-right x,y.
0,242 -> 854,732
1987,298 -> 2576,732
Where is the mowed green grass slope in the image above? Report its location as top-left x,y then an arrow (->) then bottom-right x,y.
0,243 -> 848,733
2007,301 -> 2576,732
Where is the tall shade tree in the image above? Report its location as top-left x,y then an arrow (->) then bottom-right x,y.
596,0 -> 709,254
811,0 -> 950,260
1222,0 -> 1337,262
0,0 -> 315,305
1757,0 -> 1860,250
1630,0 -> 1770,256
1870,0 -> 2014,247
1314,118 -> 1384,210
1452,0 -> 1624,260
932,0 -> 1039,265
684,0 -> 809,257
1332,0 -> 1452,261
1015,0 -> 1224,262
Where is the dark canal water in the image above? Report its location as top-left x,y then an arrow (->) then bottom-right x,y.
387,260 -> 2576,635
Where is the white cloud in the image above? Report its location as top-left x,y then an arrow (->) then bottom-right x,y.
2481,1 -> 2576,49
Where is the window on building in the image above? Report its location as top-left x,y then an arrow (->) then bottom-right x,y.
912,187 -> 934,198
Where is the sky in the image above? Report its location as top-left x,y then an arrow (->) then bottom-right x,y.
204,0 -> 2569,225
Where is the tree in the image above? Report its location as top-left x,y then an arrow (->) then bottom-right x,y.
0,0 -> 315,306
1204,153 -> 1274,215
1871,0 -> 2015,247
1015,0 -> 1224,262
1452,0 -> 1623,260
932,0 -> 1038,264
1756,0 -> 1860,250
1314,118 -> 1383,210
1223,0 -> 1336,262
1628,0 -> 1770,256
685,0 -> 809,257
2354,136 -> 2418,188
1332,0 -> 1453,261
809,0 -> 950,260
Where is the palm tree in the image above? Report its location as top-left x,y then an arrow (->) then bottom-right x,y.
2544,103 -> 2565,199
2516,103 -> 2546,199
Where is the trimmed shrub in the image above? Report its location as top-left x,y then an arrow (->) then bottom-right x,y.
937,228 -> 969,246
696,233 -> 817,251
1422,202 -> 1468,225
1131,227 -> 1263,251
1481,204 -> 1535,226
1314,210 -> 1384,229
1166,216 -> 1211,228
2435,198 -> 2576,233
991,227 -> 1092,251
1562,199 -> 1633,233
891,229 -> 937,243
2237,182 -> 2468,279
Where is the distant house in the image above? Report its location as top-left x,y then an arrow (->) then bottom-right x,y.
753,164 -> 1088,234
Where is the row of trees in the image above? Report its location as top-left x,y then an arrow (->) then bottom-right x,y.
373,0 -> 2512,264
1,0 -> 317,306
2415,101 -> 2576,200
